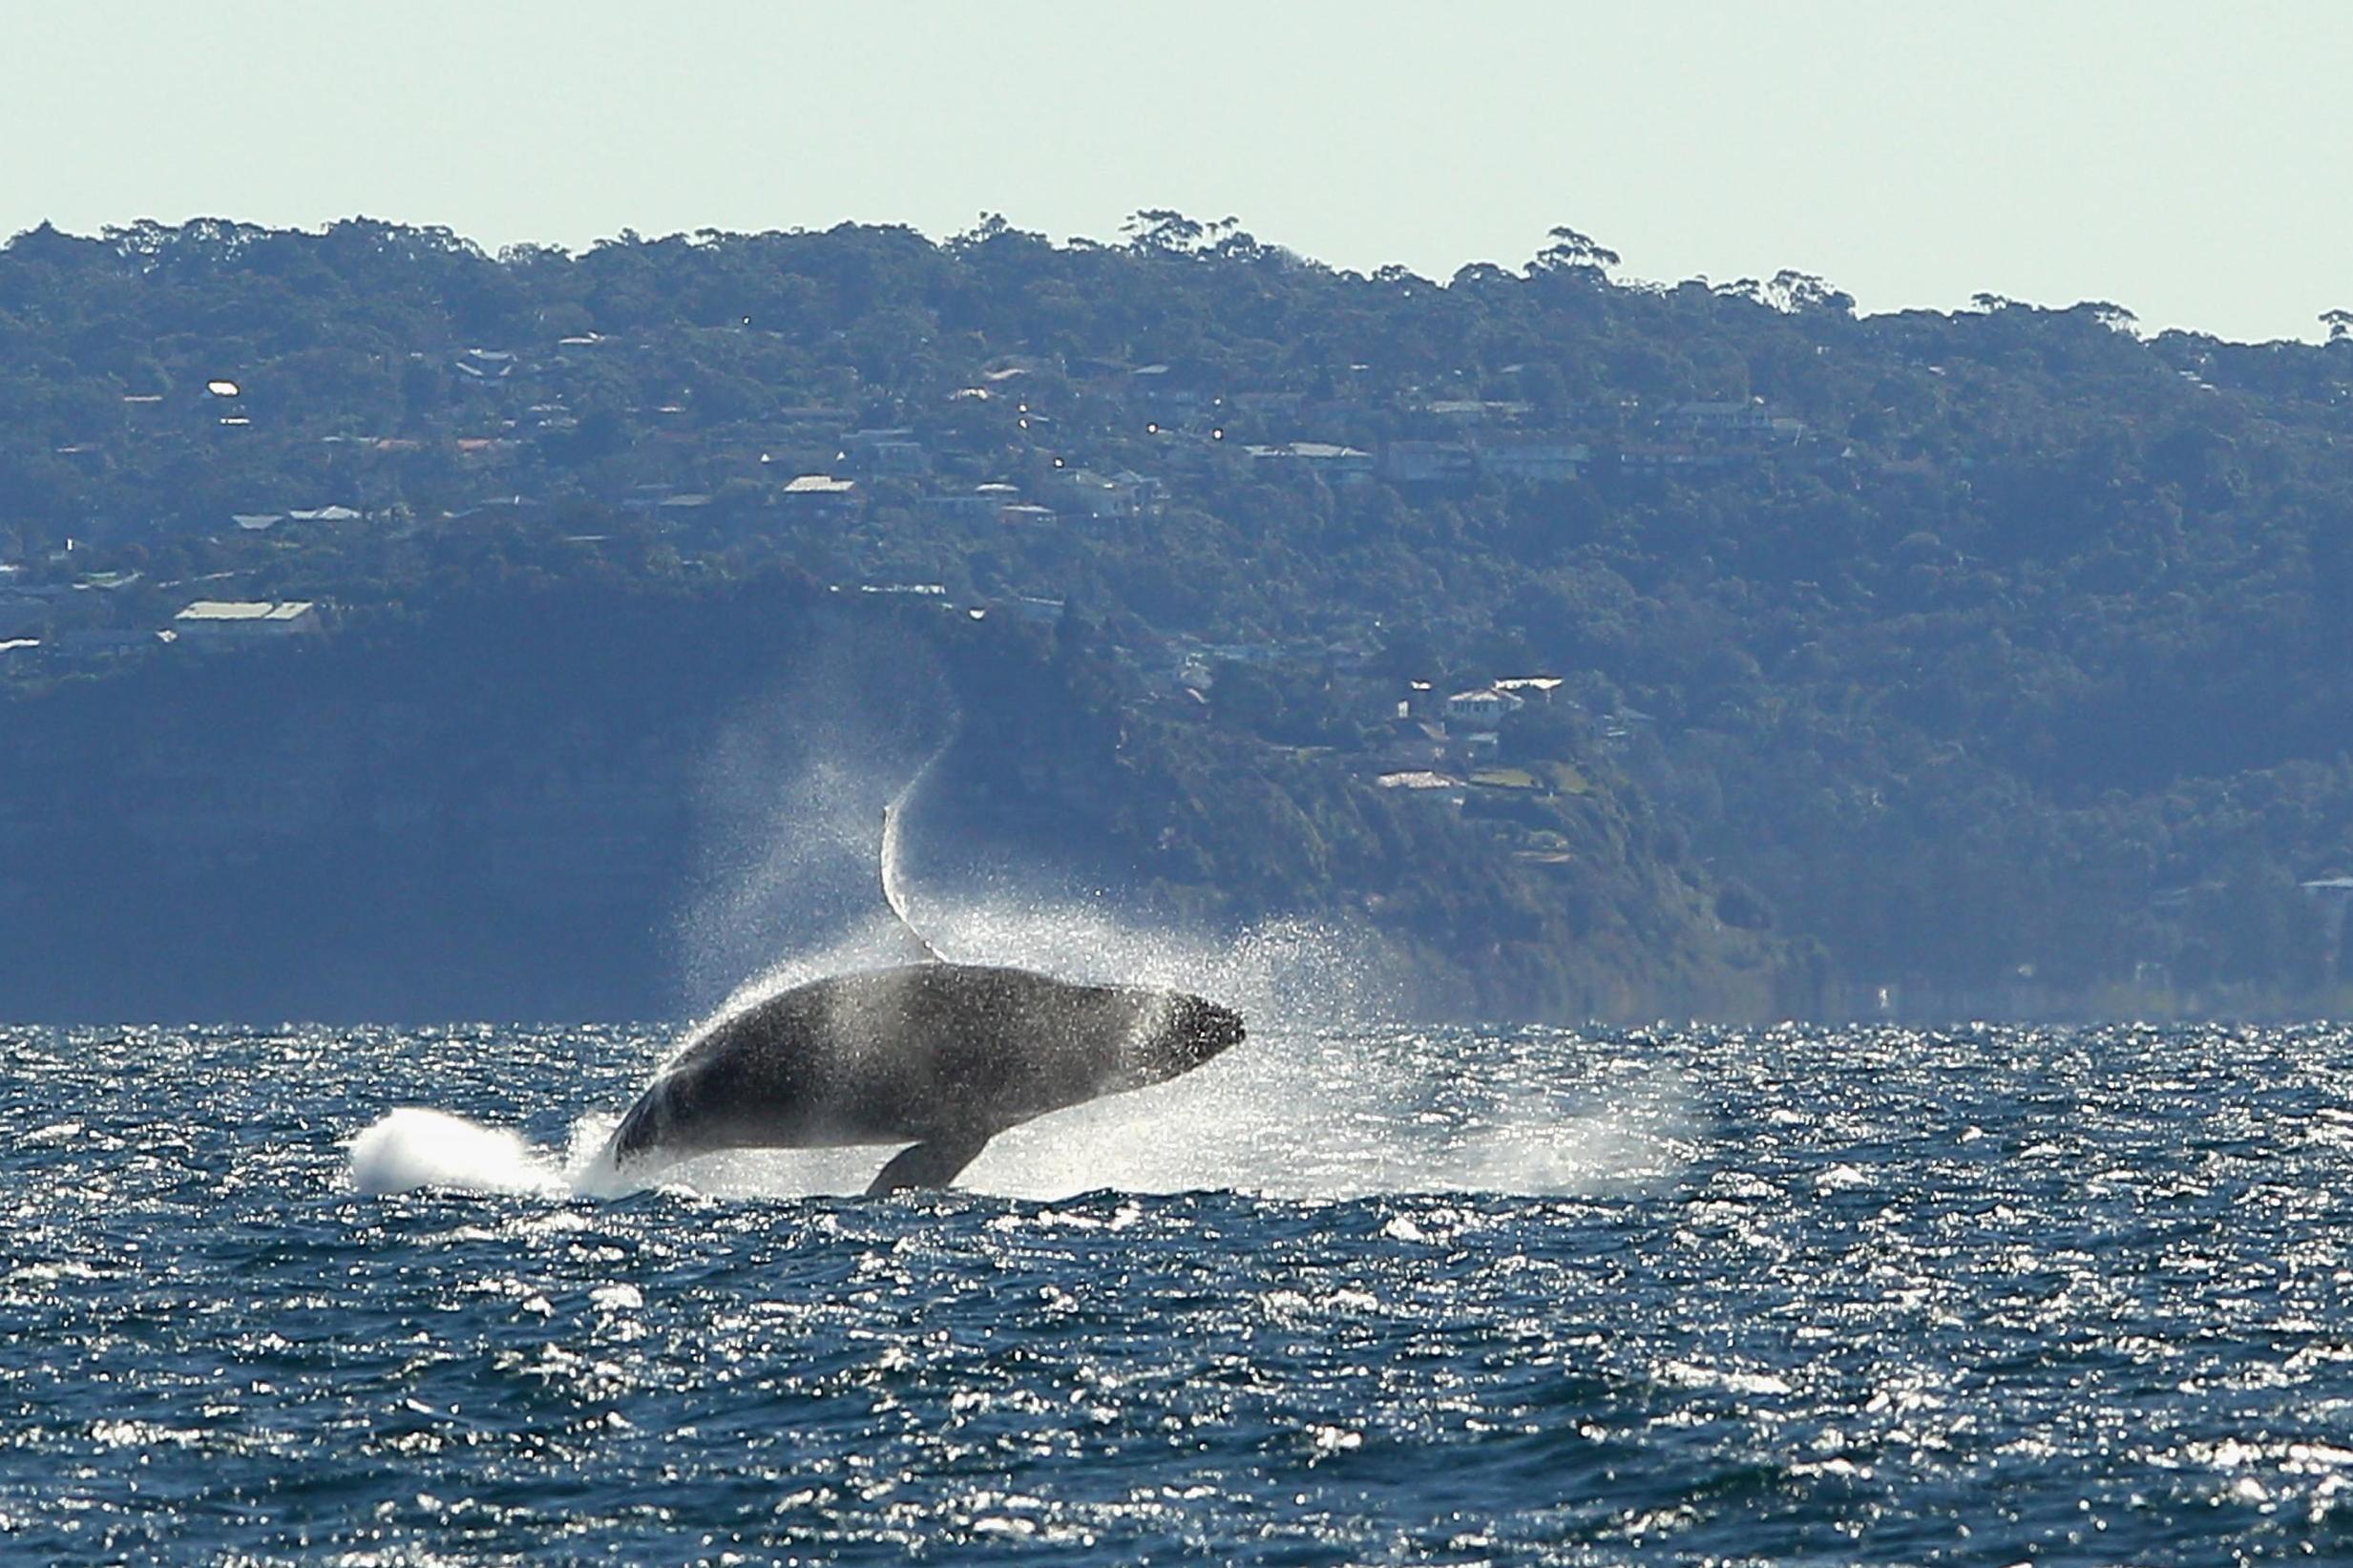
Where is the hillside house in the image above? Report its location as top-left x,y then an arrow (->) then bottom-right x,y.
1130,363 -> 1218,412
781,474 -> 862,519
920,487 -> 1011,526
1477,439 -> 1587,483
837,429 -> 930,479
1378,440 -> 1476,486
1059,468 -> 1161,519
1421,398 -> 1533,424
1494,677 -> 1565,705
1244,441 -> 1375,486
173,600 -> 324,648
1445,687 -> 1524,728
1376,770 -> 1463,796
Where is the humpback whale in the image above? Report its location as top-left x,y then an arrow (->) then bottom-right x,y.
608,806 -> 1246,1194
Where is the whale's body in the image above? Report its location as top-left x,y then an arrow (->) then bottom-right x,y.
609,960 -> 1246,1194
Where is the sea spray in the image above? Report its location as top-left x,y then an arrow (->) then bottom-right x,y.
347,1106 -> 566,1197
348,777 -> 1679,1202
676,644 -> 954,1012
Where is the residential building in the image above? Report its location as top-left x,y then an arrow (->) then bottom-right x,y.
920,489 -> 1006,526
837,429 -> 931,478
1244,441 -> 1375,486
173,600 -> 324,648
780,475 -> 863,519
1377,440 -> 1476,486
1476,439 -> 1588,484
1060,468 -> 1156,519
1657,399 -> 1781,437
1494,677 -> 1565,705
1445,687 -> 1524,728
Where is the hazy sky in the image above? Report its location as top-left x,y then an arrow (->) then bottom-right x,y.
7,1 -> 2346,342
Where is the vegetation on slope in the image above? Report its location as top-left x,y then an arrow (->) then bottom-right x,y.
7,214 -> 2352,1014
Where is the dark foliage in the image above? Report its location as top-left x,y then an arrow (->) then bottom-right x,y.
8,215 -> 2352,1015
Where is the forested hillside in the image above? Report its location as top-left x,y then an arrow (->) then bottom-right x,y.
6,213 -> 2352,1017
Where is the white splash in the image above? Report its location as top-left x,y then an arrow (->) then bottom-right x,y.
347,1107 -> 567,1197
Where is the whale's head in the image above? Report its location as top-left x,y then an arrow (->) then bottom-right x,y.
1123,990 -> 1246,1087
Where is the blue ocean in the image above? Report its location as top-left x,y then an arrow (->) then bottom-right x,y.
8,1010 -> 2353,1563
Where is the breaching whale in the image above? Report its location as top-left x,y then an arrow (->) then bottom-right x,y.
606,808 -> 1247,1195
608,960 -> 1245,1193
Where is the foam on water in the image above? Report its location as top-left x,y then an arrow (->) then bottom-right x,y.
347,1106 -> 567,1197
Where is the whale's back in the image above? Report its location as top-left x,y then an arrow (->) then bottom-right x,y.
610,962 -> 1223,1167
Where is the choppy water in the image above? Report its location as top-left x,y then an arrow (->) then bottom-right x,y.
8,1019 -> 2353,1563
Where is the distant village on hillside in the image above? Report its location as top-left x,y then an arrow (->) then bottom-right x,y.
1,333 -> 1814,845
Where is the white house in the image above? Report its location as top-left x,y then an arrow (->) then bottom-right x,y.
1059,468 -> 1160,518
1445,687 -> 1524,727
173,600 -> 323,649
781,475 -> 862,518
920,481 -> 1033,527
1376,769 -> 1462,792
1494,677 -> 1565,705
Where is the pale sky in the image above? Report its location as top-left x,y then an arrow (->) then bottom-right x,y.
6,0 -> 2346,342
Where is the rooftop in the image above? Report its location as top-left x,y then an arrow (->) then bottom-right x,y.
175,600 -> 315,624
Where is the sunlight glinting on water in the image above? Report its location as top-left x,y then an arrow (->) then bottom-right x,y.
16,1020 -> 2353,1561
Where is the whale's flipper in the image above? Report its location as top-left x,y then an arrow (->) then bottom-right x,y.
867,1127 -> 993,1196
880,804 -> 947,964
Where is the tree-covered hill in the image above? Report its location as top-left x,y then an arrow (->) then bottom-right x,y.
6,213 -> 2352,1017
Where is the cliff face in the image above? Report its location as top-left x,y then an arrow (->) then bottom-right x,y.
10,659 -> 647,1021
0,579 -> 1796,1024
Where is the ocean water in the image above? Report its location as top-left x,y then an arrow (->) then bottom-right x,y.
7,1017 -> 2353,1564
